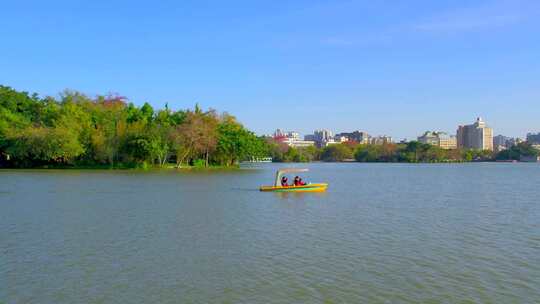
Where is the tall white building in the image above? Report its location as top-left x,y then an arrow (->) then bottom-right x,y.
456,117 -> 493,151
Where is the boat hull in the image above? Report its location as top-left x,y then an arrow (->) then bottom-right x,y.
259,183 -> 328,192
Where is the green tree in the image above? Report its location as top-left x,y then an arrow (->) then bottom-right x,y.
215,114 -> 265,166
88,94 -> 128,165
321,144 -> 353,162
496,142 -> 538,160
0,86 -> 270,168
6,126 -> 84,166
355,144 -> 382,162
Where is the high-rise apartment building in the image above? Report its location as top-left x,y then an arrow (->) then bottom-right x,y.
456,117 -> 493,151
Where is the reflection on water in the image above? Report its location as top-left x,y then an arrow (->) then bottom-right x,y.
1,163 -> 540,303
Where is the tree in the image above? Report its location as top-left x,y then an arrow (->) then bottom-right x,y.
321,144 -> 353,162
0,86 -> 268,168
496,142 -> 539,161
140,102 -> 154,121
88,94 -> 128,165
296,146 -> 320,162
147,123 -> 171,167
263,138 -> 289,162
170,106 -> 218,167
6,126 -> 84,166
214,114 -> 266,166
355,144 -> 382,162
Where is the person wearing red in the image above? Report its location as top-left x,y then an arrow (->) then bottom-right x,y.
294,176 -> 306,186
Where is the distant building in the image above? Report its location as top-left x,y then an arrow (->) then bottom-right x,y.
506,137 -> 523,147
370,135 -> 392,145
457,117 -> 493,151
526,132 -> 540,145
334,135 -> 348,143
314,129 -> 333,142
336,131 -> 369,144
493,135 -> 510,147
438,133 -> 457,149
493,135 -> 513,151
274,129 -> 315,148
418,131 -> 457,149
398,139 -> 409,144
283,138 -> 316,148
304,134 -> 316,141
303,129 -> 334,147
418,131 -> 439,146
287,131 -> 300,141
273,129 -> 300,140
273,129 -> 286,138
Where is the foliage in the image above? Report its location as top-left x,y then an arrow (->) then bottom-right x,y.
267,139 -> 497,164
6,126 -> 84,166
214,114 -> 266,165
0,86 -> 268,168
263,139 -> 321,162
1,85 -> 515,167
496,142 -> 539,161
321,144 -> 354,162
354,141 -> 494,163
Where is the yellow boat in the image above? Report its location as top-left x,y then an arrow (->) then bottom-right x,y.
259,168 -> 328,192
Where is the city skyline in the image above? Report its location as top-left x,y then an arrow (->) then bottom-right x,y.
270,117 -> 534,144
2,1 -> 540,139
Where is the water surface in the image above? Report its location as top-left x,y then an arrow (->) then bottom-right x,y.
1,163 -> 539,303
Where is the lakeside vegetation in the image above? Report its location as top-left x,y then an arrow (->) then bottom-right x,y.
1,85 -> 537,168
267,137 -> 539,163
0,85 -> 267,168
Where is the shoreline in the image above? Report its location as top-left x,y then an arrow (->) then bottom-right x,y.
2,160 -> 533,170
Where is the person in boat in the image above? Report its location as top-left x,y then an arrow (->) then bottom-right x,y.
281,176 -> 289,186
293,176 -> 307,186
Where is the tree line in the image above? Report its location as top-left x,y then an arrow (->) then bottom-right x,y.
266,139 -> 539,163
2,85 -> 537,167
0,85 -> 267,168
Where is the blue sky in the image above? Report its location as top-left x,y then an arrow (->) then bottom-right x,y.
1,0 -> 539,139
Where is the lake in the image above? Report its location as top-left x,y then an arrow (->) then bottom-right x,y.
1,163 -> 539,303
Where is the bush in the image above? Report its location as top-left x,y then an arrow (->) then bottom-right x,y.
192,159 -> 206,167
